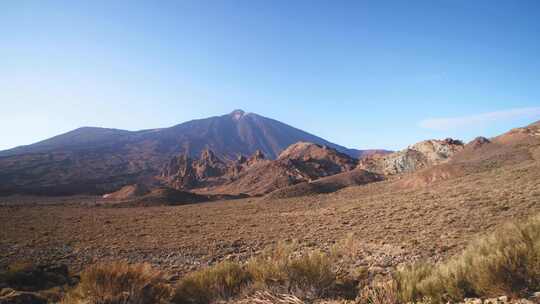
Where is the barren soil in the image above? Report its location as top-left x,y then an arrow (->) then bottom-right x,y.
1,156 -> 539,278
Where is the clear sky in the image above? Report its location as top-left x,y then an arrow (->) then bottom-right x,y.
1,0 -> 539,151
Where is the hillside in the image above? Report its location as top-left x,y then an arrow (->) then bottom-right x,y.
0,110 -> 388,196
1,121 -> 539,294
160,142 -> 359,196
357,138 -> 464,175
1,120 -> 540,304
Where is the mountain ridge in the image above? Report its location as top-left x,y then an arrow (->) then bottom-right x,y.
0,110 -> 388,159
0,110 -> 390,195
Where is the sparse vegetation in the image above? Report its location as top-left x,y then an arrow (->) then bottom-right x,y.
0,261 -> 70,292
42,213 -> 540,303
173,242 -> 344,303
0,261 -> 39,289
61,261 -> 171,304
358,280 -> 400,304
3,124 -> 540,304
173,261 -> 250,304
396,214 -> 540,303
247,243 -> 339,296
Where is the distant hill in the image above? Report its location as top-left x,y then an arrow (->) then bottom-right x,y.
0,110 -> 389,195
167,142 -> 361,196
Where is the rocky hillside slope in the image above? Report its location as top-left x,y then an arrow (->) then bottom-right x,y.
2,121 -> 539,293
393,121 -> 540,189
0,110 -> 387,196
263,168 -> 383,200
161,142 -> 359,196
358,138 -> 464,175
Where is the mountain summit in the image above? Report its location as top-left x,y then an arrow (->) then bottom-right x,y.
0,110 -> 388,195
230,109 -> 246,120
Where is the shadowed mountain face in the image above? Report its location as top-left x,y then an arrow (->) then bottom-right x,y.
0,110 -> 386,195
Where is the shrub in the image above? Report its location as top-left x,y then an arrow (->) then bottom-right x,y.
247,243 -> 339,297
358,280 -> 399,304
172,261 -> 251,304
173,243 -> 344,303
235,290 -> 305,304
396,214 -> 540,303
62,261 -> 171,304
288,251 -> 336,294
246,242 -> 294,287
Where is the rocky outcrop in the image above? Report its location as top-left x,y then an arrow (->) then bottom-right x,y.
467,136 -> 491,149
1,110 -> 385,196
358,138 -> 464,175
208,142 -> 360,195
278,142 -> 357,175
247,149 -> 266,166
161,154 -> 199,189
161,149 -> 266,190
160,142 -> 361,196
192,149 -> 228,178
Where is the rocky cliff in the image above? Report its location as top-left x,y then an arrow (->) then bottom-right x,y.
358,138 -> 464,175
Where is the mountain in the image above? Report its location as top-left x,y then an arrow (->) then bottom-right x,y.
263,120 -> 540,201
160,142 -> 360,196
393,120 -> 540,189
0,110 -> 387,195
0,110 -> 366,159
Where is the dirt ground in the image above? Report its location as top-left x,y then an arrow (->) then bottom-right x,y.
1,157 -> 539,278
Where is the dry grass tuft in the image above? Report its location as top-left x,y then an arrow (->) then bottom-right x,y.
235,290 -> 305,304
173,242 -> 346,303
247,242 -> 339,297
358,280 -> 399,304
396,214 -> 540,303
172,261 -> 251,304
61,261 -> 170,304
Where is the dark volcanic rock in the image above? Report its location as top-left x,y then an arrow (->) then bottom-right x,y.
467,136 -> 491,149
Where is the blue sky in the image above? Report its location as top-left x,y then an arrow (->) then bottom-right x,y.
1,0 -> 539,151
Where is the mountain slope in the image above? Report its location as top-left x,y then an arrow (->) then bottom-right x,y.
357,138 -> 464,175
160,142 -> 359,196
0,110 -> 360,159
393,121 -> 540,189
0,110 -> 381,195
